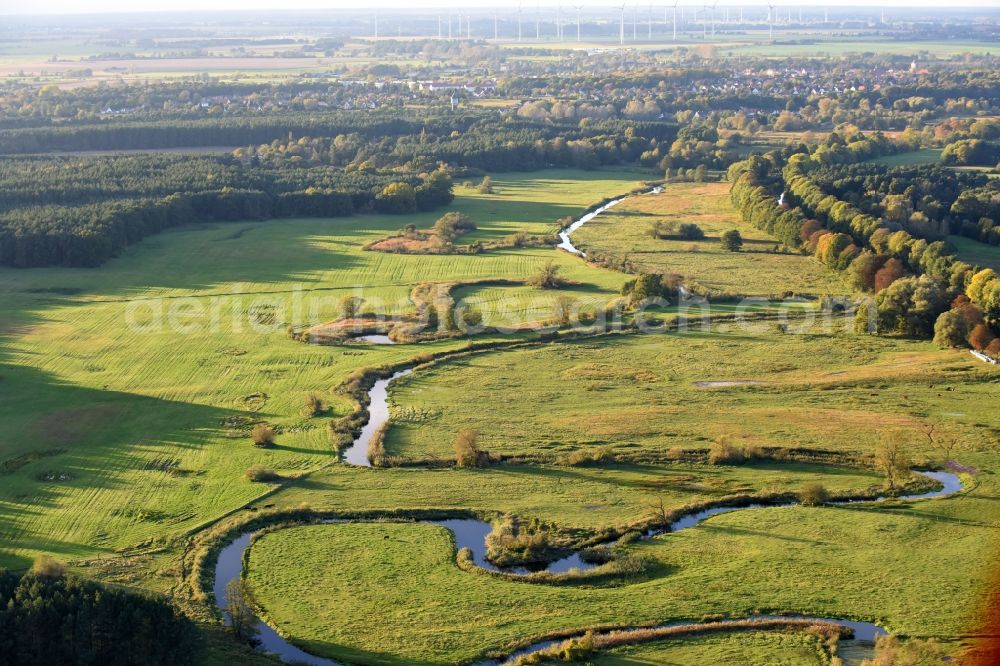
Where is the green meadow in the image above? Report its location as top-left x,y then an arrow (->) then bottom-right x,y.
247,474 -> 996,664
588,631 -> 827,665
382,326 -> 996,463
571,182 -> 848,297
1,163 -> 998,665
949,235 -> 1000,272
0,168 -> 645,568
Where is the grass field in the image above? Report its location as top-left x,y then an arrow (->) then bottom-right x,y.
869,149 -> 942,167
587,631 -> 827,665
571,182 -> 848,298
382,325 -> 996,463
0,168 -> 647,569
2,157 -> 999,666
247,475 -> 997,664
949,235 -> 1000,272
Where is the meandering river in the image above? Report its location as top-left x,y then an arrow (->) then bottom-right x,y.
210,189 -> 963,665
212,367 -> 962,664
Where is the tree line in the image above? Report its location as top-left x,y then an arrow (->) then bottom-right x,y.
729,133 -> 999,354
0,155 -> 453,267
0,113 -> 669,267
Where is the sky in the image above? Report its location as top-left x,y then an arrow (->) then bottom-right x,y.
2,0 -> 998,16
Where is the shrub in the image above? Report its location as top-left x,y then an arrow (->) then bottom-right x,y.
720,228 -> 743,252
477,175 -> 494,194
527,261 -> 564,289
30,555 -> 66,578
251,424 -> 276,448
666,447 -> 686,460
304,393 -> 324,416
560,447 -> 615,466
708,436 -> 745,464
454,428 -> 485,467
245,465 -> 280,483
433,211 -> 476,241
799,482 -> 829,506
679,223 -> 705,240
860,635 -> 948,666
486,517 -> 554,566
338,295 -> 365,319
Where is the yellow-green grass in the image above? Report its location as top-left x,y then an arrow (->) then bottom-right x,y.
271,460 -> 886,533
571,182 -> 848,298
382,326 -> 997,463
949,235 -> 1000,272
245,475 -> 996,664
588,631 -> 827,665
869,149 -> 942,167
0,168 -> 647,568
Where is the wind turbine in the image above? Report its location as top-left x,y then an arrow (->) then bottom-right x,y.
633,3 -> 638,41
648,4 -> 654,40
767,3 -> 774,39
617,2 -> 626,45
438,15 -> 442,39
672,0 -> 678,39
517,1 -> 523,41
494,13 -> 499,40
710,0 -> 718,37
573,4 -> 584,42
373,10 -> 378,39
535,1 -> 541,41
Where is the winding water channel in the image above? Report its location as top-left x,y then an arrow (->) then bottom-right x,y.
214,361 -> 964,665
214,464 -> 957,666
212,191 -> 965,665
557,185 -> 663,256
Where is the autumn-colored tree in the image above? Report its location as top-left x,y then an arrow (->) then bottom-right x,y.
873,258 -> 905,293
874,433 -> 912,491
968,323 -> 997,351
848,251 -> 886,292
933,309 -> 969,348
30,555 -> 66,578
799,219 -> 823,243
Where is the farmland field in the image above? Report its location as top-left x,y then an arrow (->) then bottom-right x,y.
571,183 -> 848,298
